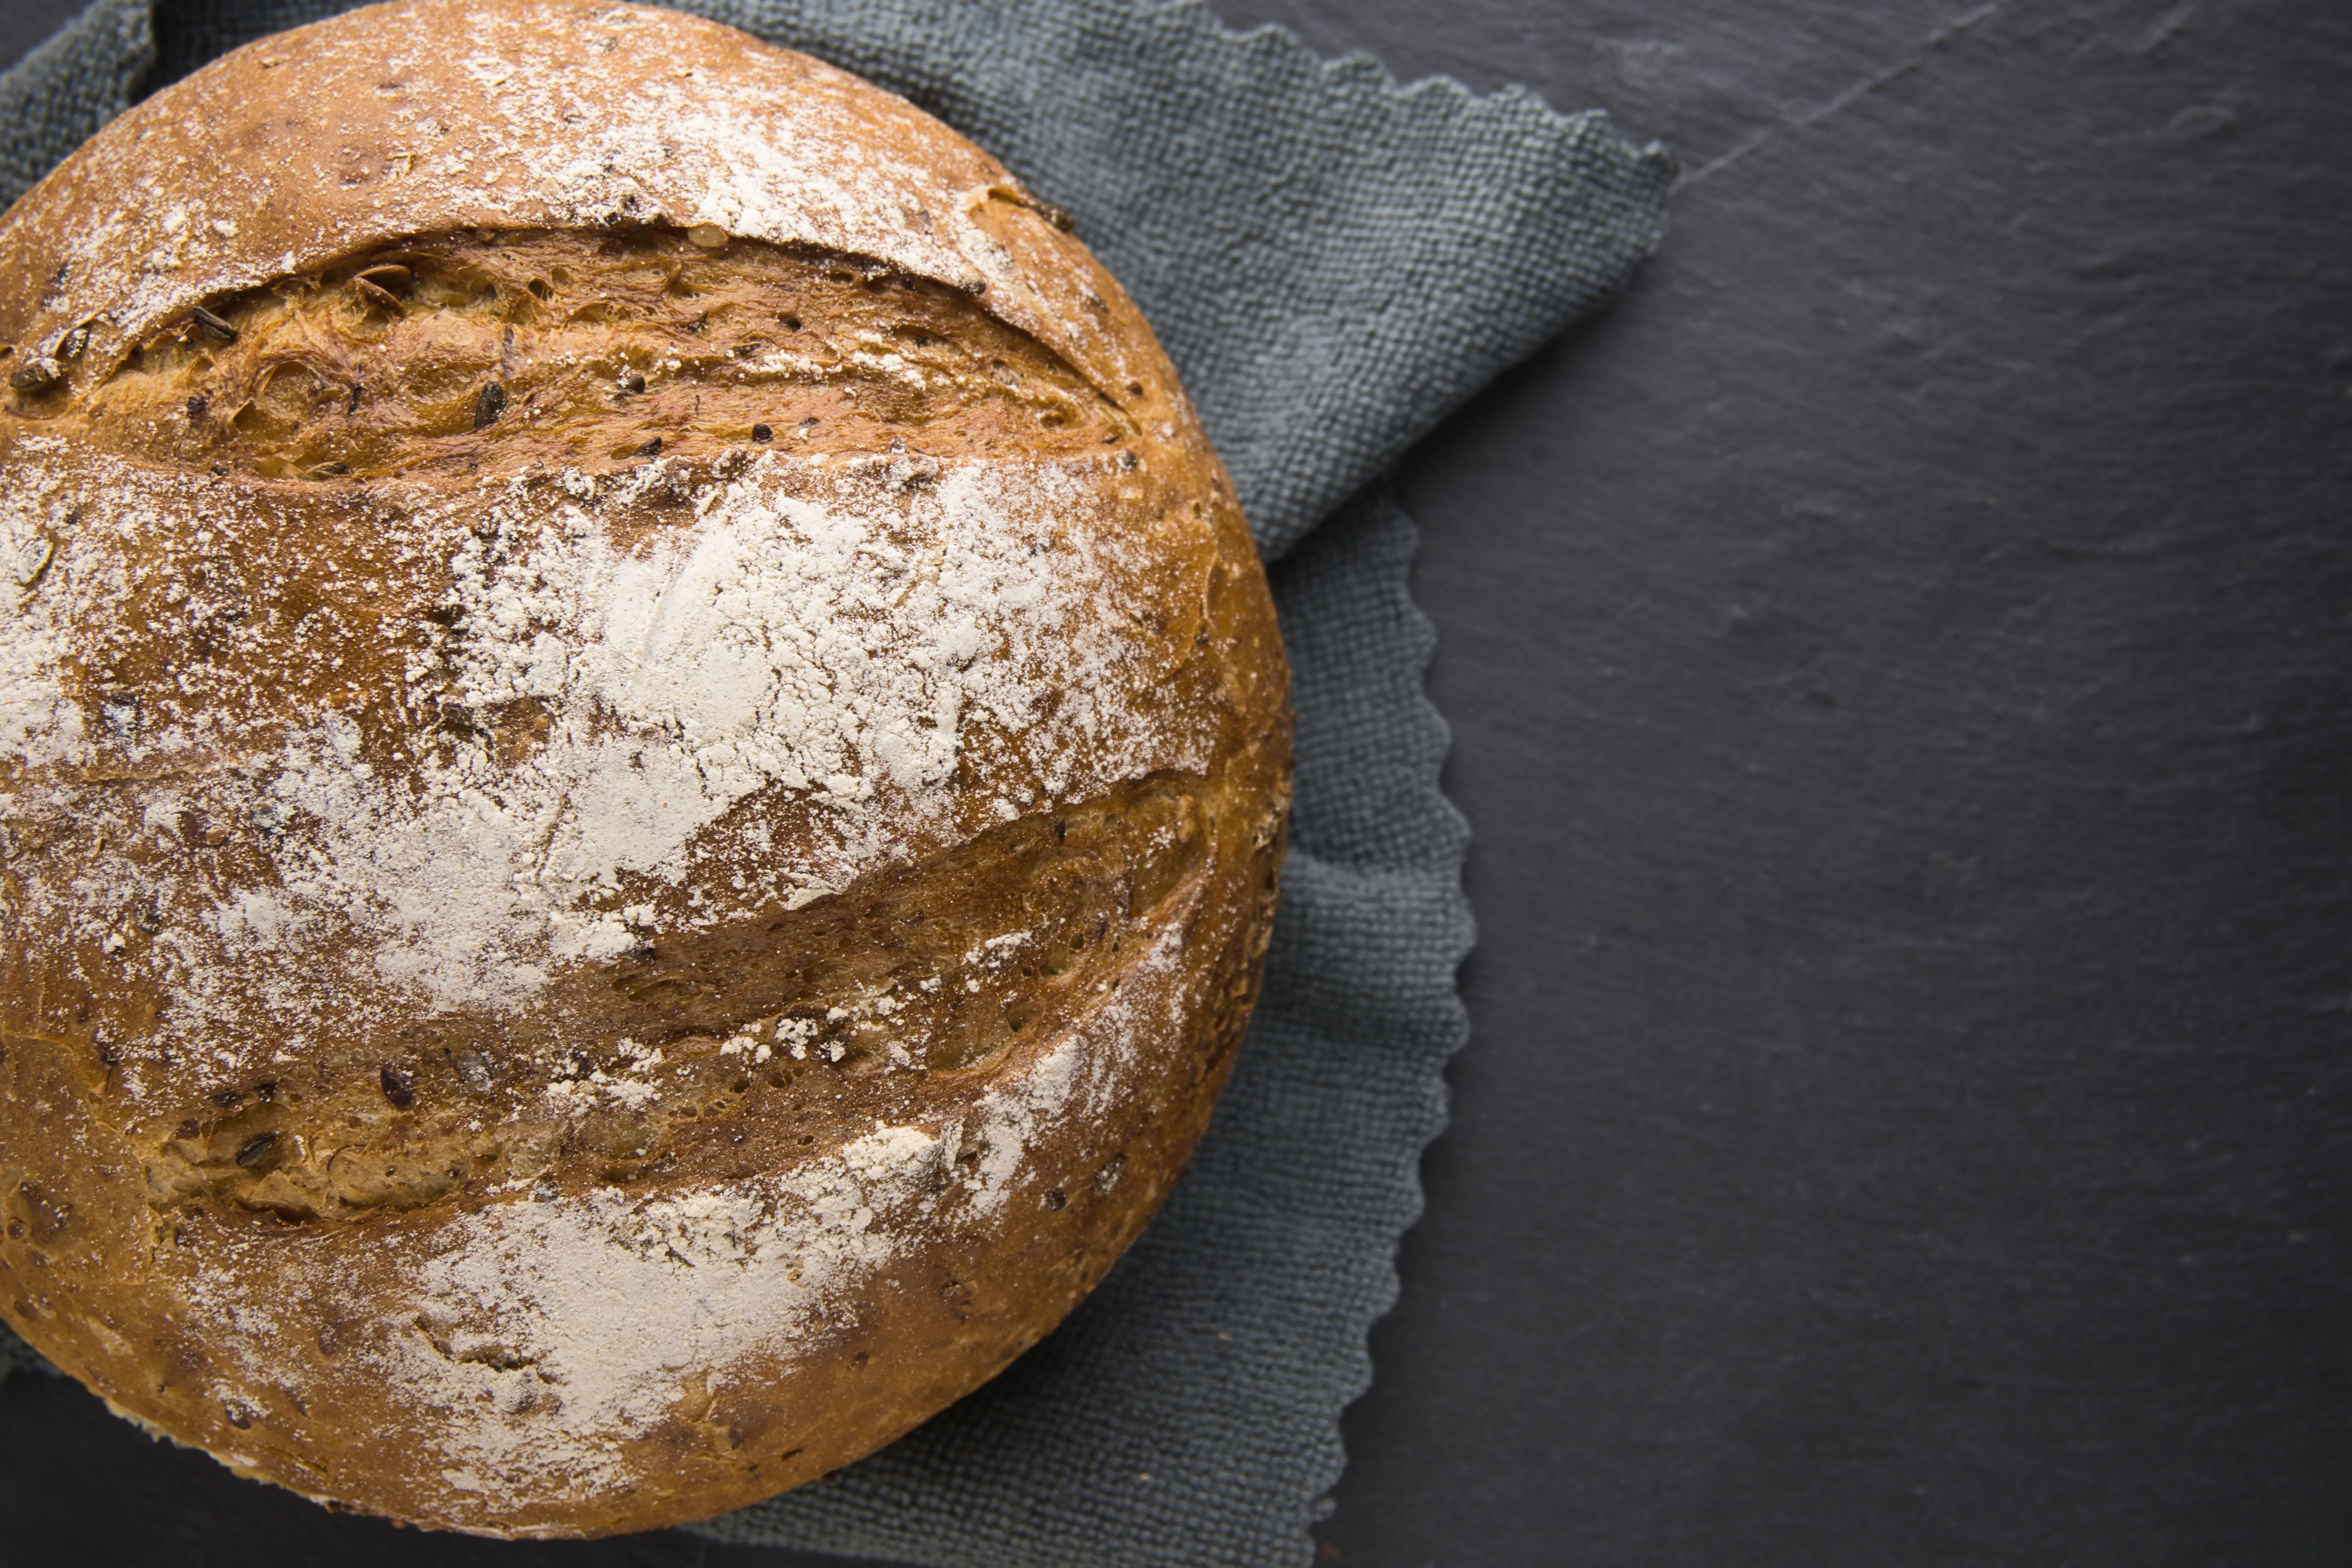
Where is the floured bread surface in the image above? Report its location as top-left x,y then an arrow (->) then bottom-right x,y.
0,0 -> 1289,1539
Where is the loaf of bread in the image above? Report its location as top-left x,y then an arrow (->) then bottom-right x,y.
0,0 -> 1289,1537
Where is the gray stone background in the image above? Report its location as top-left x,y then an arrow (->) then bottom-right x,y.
3,0 -> 2348,1564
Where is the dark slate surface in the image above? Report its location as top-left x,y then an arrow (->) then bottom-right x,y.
5,0 -> 2350,1565
1204,2 -> 2352,1564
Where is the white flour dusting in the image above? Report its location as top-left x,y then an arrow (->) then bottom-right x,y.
286,457 -> 1134,1010
0,446 -> 1195,1059
0,439 -> 84,771
397,1120 -> 945,1498
194,916 -> 1196,1507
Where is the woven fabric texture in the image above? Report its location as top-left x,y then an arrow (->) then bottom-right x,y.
0,3 -> 1673,1563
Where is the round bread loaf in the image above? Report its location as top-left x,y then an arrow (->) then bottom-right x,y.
0,0 -> 1288,1538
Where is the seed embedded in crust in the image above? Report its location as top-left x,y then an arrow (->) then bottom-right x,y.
13,537 -> 54,590
686,223 -> 729,249
380,1065 -> 415,1108
8,356 -> 62,392
234,1132 -> 278,1168
351,275 -> 407,314
474,381 -> 507,429
191,306 -> 239,342
751,423 -> 772,442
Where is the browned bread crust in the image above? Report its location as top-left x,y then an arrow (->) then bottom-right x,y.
0,0 -> 1289,1538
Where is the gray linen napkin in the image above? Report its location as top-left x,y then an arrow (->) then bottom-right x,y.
0,3 -> 1673,1562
